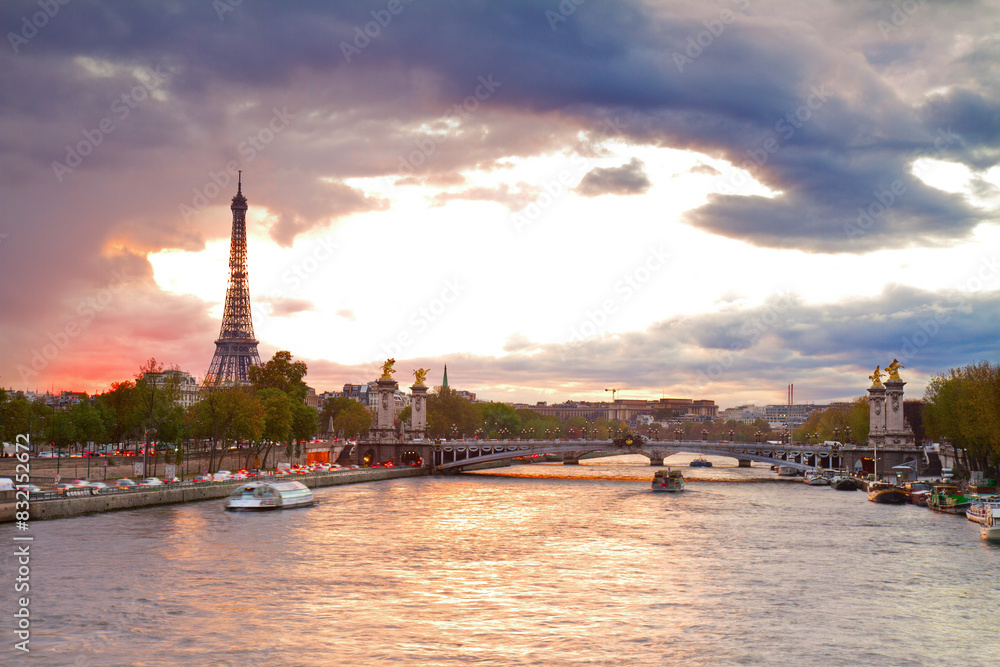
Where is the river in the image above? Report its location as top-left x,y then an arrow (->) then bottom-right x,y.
4,455 -> 998,666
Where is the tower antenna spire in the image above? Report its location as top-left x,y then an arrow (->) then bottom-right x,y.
238,169 -> 242,195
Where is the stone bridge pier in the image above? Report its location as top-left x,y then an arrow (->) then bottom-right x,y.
638,449 -> 676,466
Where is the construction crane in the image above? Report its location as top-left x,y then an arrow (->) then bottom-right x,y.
605,387 -> 640,401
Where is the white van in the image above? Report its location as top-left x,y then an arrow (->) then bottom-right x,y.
0,478 -> 16,491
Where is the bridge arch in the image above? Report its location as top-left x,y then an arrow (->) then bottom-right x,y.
430,439 -> 836,473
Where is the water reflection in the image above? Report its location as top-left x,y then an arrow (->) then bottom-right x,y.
11,472 -> 1000,665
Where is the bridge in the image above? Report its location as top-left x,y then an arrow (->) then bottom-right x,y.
427,439 -> 847,473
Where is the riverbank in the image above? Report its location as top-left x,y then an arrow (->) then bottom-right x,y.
1,467 -> 428,522
0,449 -> 304,485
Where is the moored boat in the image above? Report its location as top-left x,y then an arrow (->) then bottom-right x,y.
831,475 -> 858,491
652,468 -> 684,492
777,465 -> 799,477
902,480 -> 932,506
926,484 -> 972,515
226,481 -> 314,511
965,495 -> 1000,524
980,509 -> 1000,542
867,482 -> 907,504
804,469 -> 830,486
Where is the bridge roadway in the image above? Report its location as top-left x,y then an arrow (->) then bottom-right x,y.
430,439 -> 844,472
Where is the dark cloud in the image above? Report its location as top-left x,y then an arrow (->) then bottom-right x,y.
576,158 -> 652,197
2,0 -> 999,395
300,283 -> 999,407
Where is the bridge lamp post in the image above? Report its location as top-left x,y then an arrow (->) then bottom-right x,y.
729,429 -> 735,442
701,428 -> 708,442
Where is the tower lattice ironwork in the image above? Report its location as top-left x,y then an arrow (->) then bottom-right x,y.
205,172 -> 261,386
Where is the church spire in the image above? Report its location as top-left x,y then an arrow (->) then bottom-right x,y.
442,364 -> 449,388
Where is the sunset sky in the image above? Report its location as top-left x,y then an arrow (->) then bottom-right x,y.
2,0 -> 998,409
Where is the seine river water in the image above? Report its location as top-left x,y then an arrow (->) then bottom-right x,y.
5,454 -> 999,666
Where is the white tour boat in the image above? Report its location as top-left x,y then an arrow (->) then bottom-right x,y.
226,481 -> 314,511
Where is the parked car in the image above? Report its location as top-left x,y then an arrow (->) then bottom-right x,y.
115,478 -> 138,488
139,477 -> 164,487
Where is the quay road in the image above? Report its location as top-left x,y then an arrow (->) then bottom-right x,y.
0,466 -> 428,522
430,438 -> 897,472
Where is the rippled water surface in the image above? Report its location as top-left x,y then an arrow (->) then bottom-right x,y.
5,457 -> 999,666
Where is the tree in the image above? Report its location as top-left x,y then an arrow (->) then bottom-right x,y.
195,386 -> 261,473
97,380 -> 139,451
924,361 -> 1000,476
333,400 -> 372,440
249,350 -> 308,400
256,388 -> 294,469
290,400 -> 319,458
68,399 -> 107,451
476,402 -> 520,438
319,396 -> 358,434
563,416 -> 590,439
427,386 -> 479,438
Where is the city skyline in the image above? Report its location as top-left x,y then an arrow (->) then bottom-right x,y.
2,1 -> 999,409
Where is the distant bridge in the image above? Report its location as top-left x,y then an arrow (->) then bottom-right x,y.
430,439 -> 846,472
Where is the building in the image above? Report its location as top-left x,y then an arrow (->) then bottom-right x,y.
342,383 -> 374,406
342,382 -> 409,411
510,397 -> 718,423
763,403 -> 822,429
718,404 -> 767,425
304,386 -> 319,410
141,370 -> 201,408
6,390 -> 89,411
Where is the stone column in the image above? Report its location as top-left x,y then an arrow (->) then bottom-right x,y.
883,379 -> 905,433
409,383 -> 428,440
370,377 -> 399,444
867,384 -> 886,457
868,385 -> 886,437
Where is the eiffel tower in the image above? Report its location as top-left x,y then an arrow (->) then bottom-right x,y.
205,172 -> 261,385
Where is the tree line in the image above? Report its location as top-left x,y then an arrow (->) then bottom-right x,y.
923,360 -> 1000,476
1,351 -> 319,474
